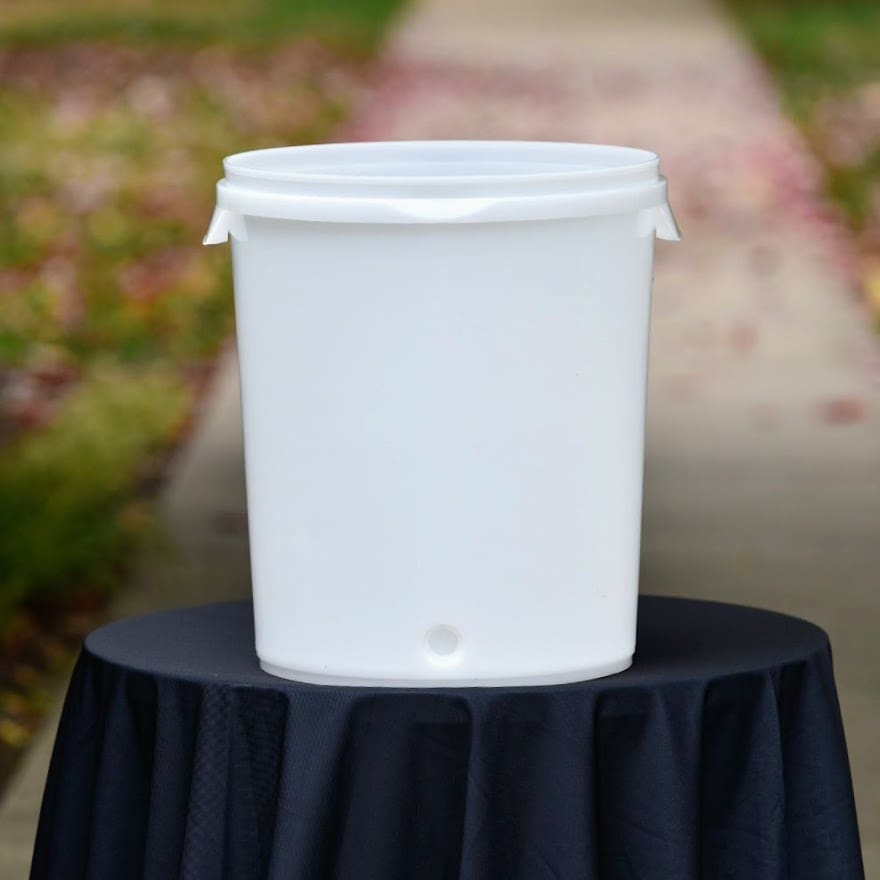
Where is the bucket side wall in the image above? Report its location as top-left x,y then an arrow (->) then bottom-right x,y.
230,216 -> 654,682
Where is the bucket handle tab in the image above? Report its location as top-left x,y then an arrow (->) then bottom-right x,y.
639,201 -> 681,241
203,206 -> 247,245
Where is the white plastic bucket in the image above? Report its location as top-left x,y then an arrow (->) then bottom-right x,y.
205,141 -> 680,686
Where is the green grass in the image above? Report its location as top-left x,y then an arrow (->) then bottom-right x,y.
0,364 -> 190,620
724,0 -> 880,235
0,0 -> 404,53
0,0 -> 402,627
723,1 -> 880,104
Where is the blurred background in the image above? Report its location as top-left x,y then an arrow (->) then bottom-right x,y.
0,0 -> 404,776
0,0 -> 878,874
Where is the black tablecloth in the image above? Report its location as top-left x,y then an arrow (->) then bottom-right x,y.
31,597 -> 863,880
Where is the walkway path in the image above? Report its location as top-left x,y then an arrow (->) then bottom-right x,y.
2,0 -> 877,874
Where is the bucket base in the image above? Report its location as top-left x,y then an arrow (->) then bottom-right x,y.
259,654 -> 633,688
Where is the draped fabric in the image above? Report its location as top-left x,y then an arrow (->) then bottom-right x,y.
31,597 -> 864,880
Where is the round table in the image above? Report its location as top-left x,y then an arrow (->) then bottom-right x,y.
31,597 -> 864,880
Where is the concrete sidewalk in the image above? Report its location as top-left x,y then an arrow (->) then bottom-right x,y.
2,0 -> 878,875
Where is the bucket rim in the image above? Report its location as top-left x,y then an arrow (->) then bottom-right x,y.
204,140 -> 680,239
222,140 -> 660,190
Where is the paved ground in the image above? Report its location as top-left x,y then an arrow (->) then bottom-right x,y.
2,0 -> 878,875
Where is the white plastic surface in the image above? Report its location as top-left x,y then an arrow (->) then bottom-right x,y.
204,140 -> 681,235
206,141 -> 679,686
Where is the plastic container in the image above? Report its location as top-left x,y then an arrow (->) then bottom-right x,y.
205,141 -> 680,686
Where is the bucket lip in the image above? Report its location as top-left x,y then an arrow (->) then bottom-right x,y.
221,140 -> 660,195
205,141 -> 680,236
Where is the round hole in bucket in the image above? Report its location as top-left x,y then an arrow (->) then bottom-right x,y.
425,625 -> 462,662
